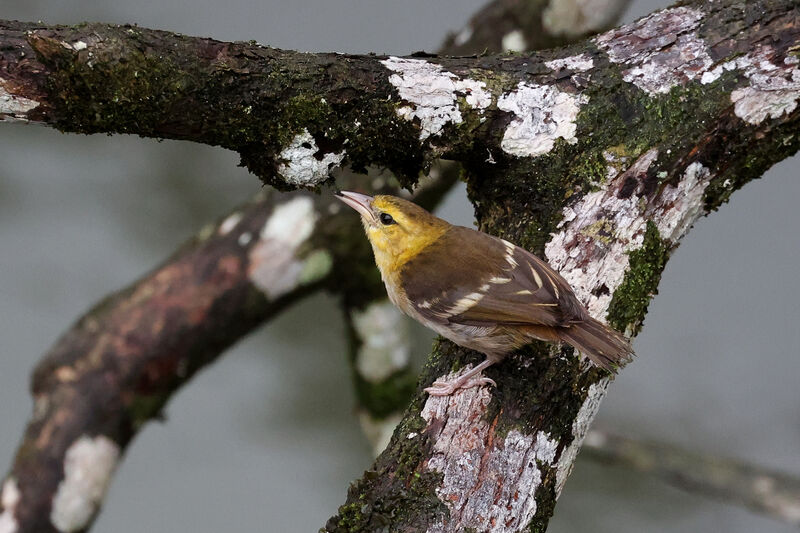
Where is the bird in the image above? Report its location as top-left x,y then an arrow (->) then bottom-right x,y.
336,191 -> 634,396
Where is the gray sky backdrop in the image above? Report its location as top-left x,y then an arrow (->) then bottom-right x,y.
0,0 -> 798,531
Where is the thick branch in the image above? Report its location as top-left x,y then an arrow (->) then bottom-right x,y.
1,0 -> 788,194
0,2 -> 555,529
0,187 -> 370,533
347,0 -> 634,453
343,0 -> 634,444
583,430 -> 800,527
325,1 -> 800,531
0,0 -> 797,531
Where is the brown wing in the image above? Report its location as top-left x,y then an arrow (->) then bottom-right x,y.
400,226 -> 587,328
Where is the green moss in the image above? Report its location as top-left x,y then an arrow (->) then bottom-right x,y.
31,25 -> 428,190
572,66 -> 734,171
327,407 -> 446,531
607,222 -> 670,334
46,45 -> 192,136
392,412 -> 430,475
528,465 -> 558,532
571,150 -> 610,187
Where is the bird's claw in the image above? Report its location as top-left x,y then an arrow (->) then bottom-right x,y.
424,375 -> 497,396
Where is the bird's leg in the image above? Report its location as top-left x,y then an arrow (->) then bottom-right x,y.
424,356 -> 498,396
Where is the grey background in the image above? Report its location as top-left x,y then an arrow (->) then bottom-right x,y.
1,0 -> 798,531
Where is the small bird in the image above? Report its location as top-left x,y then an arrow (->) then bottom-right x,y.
336,191 -> 633,396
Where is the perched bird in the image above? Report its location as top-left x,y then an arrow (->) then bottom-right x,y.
336,191 -> 633,396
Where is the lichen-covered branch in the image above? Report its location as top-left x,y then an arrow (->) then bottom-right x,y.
1,0 -> 570,528
325,1 -> 800,531
345,0 -> 635,452
0,0 -> 798,531
583,430 -> 800,527
0,187 -> 370,533
1,0 -> 791,196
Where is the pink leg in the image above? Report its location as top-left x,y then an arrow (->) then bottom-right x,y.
424,357 -> 498,396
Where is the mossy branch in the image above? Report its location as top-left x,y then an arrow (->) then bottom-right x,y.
0,0 -> 798,532
0,2 -> 593,531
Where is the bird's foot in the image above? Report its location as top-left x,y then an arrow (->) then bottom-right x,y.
424,374 -> 497,396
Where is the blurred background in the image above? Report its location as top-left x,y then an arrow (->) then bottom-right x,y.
1,0 -> 798,531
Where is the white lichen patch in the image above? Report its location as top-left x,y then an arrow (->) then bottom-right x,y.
532,431 -> 559,464
0,478 -> 20,533
728,49 -> 800,125
381,57 -> 492,140
596,6 -> 703,63
545,148 -> 659,316
655,162 -> 710,242
545,149 -> 714,318
421,387 -> 556,532
248,196 -> 319,299
50,435 -> 120,533
352,300 -> 410,383
621,34 -> 712,95
277,129 -> 345,186
702,45 -> 800,125
595,7 -> 711,95
700,60 -> 738,85
497,82 -> 588,158
545,54 -> 594,73
543,0 -> 627,37
555,379 -> 609,495
501,30 -> 527,53
0,79 -> 40,120
72,41 -> 87,51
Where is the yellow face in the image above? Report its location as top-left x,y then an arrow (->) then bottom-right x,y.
338,192 -> 448,273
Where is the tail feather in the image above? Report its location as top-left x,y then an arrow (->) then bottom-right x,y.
560,317 -> 634,372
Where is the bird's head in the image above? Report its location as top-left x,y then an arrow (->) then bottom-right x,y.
336,191 -> 449,270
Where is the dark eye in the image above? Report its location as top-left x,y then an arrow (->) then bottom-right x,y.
379,212 -> 396,225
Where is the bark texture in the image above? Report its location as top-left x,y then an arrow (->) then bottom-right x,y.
0,5 -> 541,530
324,2 -> 800,531
0,190 -> 344,533
0,0 -> 797,532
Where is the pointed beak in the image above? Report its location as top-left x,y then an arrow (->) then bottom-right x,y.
335,191 -> 376,223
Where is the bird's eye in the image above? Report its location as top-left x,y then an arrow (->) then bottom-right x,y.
379,212 -> 396,225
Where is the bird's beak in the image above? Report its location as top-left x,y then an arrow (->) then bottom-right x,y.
335,191 -> 376,223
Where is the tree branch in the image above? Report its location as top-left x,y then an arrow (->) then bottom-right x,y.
0,0 -> 797,531
441,0 -> 631,55
0,1 -> 569,530
0,187 -> 368,533
583,430 -> 800,527
341,0 -> 638,447
0,0 -> 770,193
324,2 -> 800,531
346,0 -> 635,455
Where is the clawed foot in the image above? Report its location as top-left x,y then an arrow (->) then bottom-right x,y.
424,374 -> 497,396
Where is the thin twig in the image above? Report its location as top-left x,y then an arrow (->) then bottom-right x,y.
583,430 -> 800,527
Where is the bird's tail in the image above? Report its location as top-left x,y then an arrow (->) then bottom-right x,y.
560,317 -> 634,373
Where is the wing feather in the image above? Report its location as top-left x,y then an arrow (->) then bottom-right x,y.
399,226 -> 586,329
